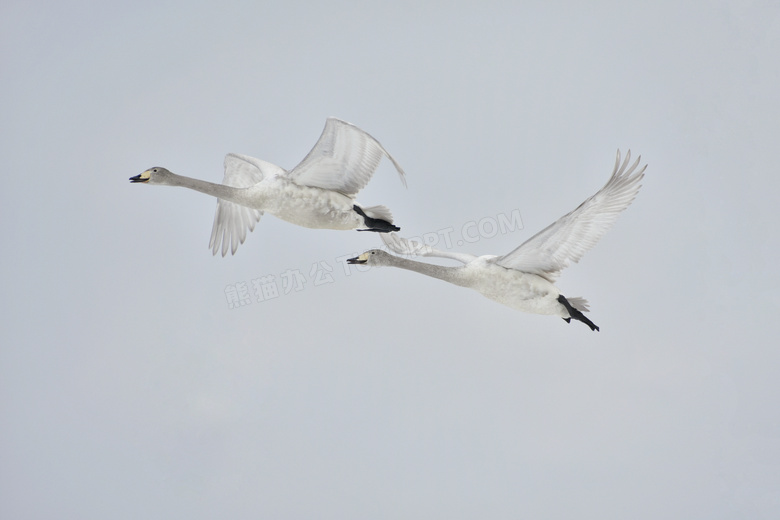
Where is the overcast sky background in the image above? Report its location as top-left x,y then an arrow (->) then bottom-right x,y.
2,1 -> 779,518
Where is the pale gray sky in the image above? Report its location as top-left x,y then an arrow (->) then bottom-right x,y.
2,1 -> 779,518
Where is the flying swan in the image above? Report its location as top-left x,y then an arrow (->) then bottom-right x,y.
347,150 -> 646,331
130,117 -> 407,256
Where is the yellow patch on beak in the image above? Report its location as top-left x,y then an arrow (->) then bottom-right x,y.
129,170 -> 151,183
346,251 -> 371,264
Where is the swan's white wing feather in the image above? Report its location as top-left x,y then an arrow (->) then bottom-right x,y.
209,153 -> 285,257
287,117 -> 406,195
381,233 -> 477,264
494,150 -> 645,281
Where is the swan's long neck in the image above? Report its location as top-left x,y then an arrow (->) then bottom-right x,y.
166,173 -> 256,206
385,256 -> 468,287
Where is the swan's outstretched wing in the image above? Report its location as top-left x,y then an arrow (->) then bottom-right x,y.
381,233 -> 477,264
494,150 -> 645,282
209,153 -> 285,257
287,118 -> 406,195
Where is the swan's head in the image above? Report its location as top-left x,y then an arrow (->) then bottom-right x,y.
346,249 -> 394,266
129,167 -> 175,185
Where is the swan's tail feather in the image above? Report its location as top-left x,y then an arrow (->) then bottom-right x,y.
566,297 -> 590,313
360,204 -> 394,223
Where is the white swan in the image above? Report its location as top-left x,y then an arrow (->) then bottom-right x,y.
347,150 -> 646,331
130,117 -> 407,256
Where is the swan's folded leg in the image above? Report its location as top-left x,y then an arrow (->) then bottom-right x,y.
557,294 -> 600,331
353,205 -> 400,233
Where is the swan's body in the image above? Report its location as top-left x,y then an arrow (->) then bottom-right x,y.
130,118 -> 406,256
348,150 -> 647,330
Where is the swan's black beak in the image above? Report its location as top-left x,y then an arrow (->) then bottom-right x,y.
346,255 -> 366,265
129,171 -> 150,183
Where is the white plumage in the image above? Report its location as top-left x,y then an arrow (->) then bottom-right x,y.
130,118 -> 406,256
349,150 -> 646,330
